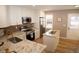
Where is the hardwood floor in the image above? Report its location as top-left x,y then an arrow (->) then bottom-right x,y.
35,38 -> 43,44
35,37 -> 79,53
55,38 -> 79,53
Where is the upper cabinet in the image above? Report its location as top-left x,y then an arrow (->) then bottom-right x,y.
0,6 -> 8,28
0,6 -> 38,28
8,6 -> 36,25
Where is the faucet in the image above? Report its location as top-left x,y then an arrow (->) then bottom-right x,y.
0,42 -> 4,46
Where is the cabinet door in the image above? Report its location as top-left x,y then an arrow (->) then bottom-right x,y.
43,35 -> 59,52
0,6 -> 8,28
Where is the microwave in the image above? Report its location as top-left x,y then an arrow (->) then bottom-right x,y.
22,17 -> 31,24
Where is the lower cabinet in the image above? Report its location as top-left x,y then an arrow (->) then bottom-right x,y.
43,35 -> 59,52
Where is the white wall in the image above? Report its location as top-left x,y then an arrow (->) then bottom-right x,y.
39,11 -> 45,17
34,10 -> 40,39
8,6 -> 36,25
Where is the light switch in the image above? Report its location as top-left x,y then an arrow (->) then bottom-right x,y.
58,18 -> 61,21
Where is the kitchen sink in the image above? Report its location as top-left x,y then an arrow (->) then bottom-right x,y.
50,31 -> 56,34
8,37 -> 22,43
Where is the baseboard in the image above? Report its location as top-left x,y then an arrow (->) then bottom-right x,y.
59,37 -> 79,40
59,37 -> 68,39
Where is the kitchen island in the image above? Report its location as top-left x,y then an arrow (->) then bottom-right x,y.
0,32 -> 46,53
43,30 -> 60,52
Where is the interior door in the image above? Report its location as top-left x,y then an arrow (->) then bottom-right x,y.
67,14 -> 79,40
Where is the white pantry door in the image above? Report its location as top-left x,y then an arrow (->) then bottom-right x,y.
67,14 -> 79,40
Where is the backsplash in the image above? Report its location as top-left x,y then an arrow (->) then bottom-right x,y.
3,25 -> 21,35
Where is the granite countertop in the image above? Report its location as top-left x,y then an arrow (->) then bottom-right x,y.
6,40 -> 46,53
0,32 -> 46,53
43,30 -> 60,38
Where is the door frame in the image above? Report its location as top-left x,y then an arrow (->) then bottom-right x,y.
67,13 -> 79,39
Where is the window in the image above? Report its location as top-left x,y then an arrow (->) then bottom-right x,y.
46,15 -> 53,30
70,16 -> 79,29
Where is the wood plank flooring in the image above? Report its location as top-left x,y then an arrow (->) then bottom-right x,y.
55,38 -> 79,53
35,38 -> 79,53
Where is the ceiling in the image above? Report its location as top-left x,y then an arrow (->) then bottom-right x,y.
18,5 -> 79,11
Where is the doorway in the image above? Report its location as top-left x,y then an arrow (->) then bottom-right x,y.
39,17 -> 46,38
39,14 -> 53,38
67,13 -> 79,40
45,14 -> 53,31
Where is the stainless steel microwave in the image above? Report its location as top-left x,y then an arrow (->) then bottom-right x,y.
22,17 -> 31,24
